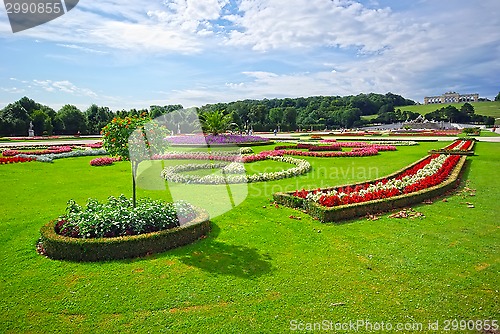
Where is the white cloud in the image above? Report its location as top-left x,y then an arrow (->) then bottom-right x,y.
32,79 -> 98,97
56,44 -> 108,54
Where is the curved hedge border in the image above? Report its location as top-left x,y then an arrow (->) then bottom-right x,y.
273,155 -> 467,223
39,208 -> 210,261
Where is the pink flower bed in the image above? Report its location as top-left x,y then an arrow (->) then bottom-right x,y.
89,157 -> 121,166
84,142 -> 103,149
2,146 -> 72,156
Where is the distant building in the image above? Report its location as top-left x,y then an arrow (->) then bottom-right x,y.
424,92 -> 479,105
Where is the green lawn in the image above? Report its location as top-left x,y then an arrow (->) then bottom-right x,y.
1,142 -> 499,333
395,101 -> 500,120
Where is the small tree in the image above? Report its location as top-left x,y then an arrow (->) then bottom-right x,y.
102,114 -> 169,206
200,110 -> 231,135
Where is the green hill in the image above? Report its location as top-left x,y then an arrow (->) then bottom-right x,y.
395,101 -> 500,120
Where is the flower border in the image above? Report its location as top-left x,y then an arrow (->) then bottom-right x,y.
160,155 -> 311,184
273,155 -> 467,223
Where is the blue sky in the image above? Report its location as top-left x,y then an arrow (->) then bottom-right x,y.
0,0 -> 499,111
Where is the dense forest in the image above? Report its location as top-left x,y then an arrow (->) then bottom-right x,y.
0,92 -> 493,136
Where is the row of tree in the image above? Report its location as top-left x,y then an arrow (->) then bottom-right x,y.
0,92 -> 496,136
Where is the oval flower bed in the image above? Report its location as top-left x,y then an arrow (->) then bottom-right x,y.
274,154 -> 467,223
160,155 -> 311,184
39,195 -> 210,261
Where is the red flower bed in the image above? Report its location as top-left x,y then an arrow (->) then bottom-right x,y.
293,154 -> 461,208
0,156 -> 36,164
442,140 -> 474,151
90,157 -> 121,166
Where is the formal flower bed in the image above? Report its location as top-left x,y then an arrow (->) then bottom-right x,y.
2,146 -> 72,156
165,134 -> 270,145
268,146 -> 381,158
369,140 -> 419,146
18,148 -> 108,163
39,196 -> 210,261
90,157 -> 121,166
53,195 -> 197,238
274,153 -> 467,223
84,142 -> 103,148
294,154 -> 458,207
160,155 -> 311,184
429,140 -> 475,155
0,156 -> 36,164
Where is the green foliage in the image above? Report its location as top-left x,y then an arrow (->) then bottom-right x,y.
31,109 -> 53,136
463,127 -> 480,135
57,104 -> 87,134
495,91 -> 500,101
101,115 -> 169,160
56,195 -> 197,238
85,104 -> 114,135
200,110 -> 231,135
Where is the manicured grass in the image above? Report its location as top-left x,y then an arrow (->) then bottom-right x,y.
1,142 -> 499,333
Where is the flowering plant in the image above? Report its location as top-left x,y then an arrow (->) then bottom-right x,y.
102,115 -> 169,160
55,195 -> 197,238
0,156 -> 35,164
165,134 -> 269,145
160,155 -> 311,184
90,157 -> 121,166
2,146 -> 72,156
17,149 -> 108,163
293,154 -> 460,207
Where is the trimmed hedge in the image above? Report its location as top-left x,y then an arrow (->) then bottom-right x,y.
39,208 -> 210,261
274,156 -> 467,223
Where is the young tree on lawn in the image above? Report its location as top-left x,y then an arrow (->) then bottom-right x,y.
102,114 -> 170,206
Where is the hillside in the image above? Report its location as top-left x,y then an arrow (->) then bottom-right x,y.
395,101 -> 500,120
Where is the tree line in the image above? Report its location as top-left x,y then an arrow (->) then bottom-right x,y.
0,92 -> 495,136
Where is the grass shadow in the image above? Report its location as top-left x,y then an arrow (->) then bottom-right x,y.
176,223 -> 275,279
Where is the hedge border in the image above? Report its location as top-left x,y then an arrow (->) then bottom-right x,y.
39,208 -> 210,262
273,155 -> 467,223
